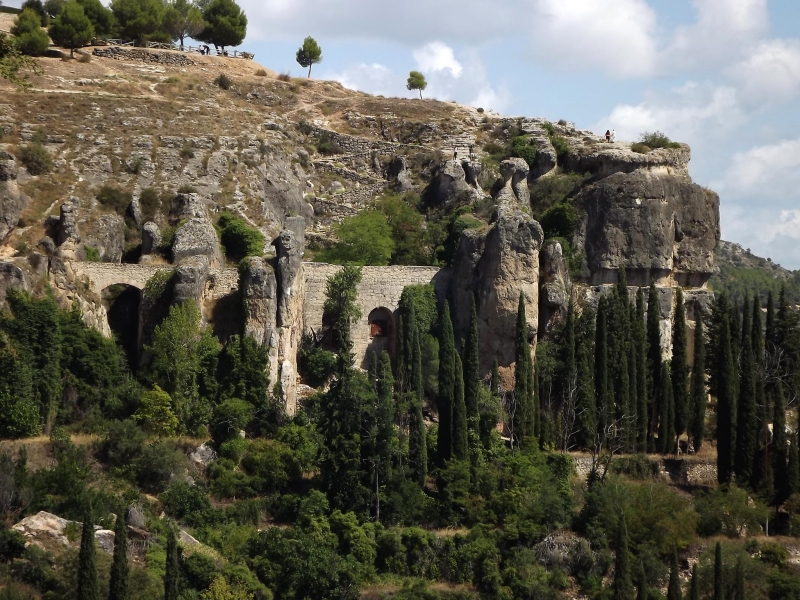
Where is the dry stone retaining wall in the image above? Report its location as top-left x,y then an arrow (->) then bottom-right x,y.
309,126 -> 400,155
92,47 -> 195,66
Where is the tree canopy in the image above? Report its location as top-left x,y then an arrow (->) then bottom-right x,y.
197,0 -> 246,50
48,0 -> 94,56
406,70 -> 427,99
12,8 -> 50,56
295,35 -> 321,78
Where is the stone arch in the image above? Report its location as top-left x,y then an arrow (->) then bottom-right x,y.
103,283 -> 143,372
363,307 -> 394,367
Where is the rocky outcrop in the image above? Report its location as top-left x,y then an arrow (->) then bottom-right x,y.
141,221 -> 161,256
173,256 -> 210,305
528,133 -> 558,180
260,154 -> 314,227
452,209 -> 544,373
84,213 -> 125,263
0,260 -> 31,306
564,144 -> 691,180
241,255 -> 279,378
573,170 -> 720,287
92,46 -> 195,66
387,156 -> 414,192
539,241 -> 571,336
55,198 -> 82,260
427,160 -> 483,207
496,158 -> 530,209
172,218 -> 223,266
12,511 -> 115,554
0,151 -> 27,243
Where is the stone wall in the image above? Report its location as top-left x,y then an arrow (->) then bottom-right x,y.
302,263 -> 449,368
309,126 -> 400,155
92,47 -> 195,66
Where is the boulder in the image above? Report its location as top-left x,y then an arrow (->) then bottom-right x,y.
55,198 -> 82,260
37,236 -> 56,254
0,261 -> 31,307
189,442 -> 217,469
172,217 -> 223,266
528,133 -> 558,179
128,197 -> 142,227
170,192 -> 210,220
172,255 -> 210,305
12,511 -> 115,555
0,151 -> 28,243
388,156 -> 414,192
427,160 -> 481,207
141,221 -> 161,256
84,213 -> 125,263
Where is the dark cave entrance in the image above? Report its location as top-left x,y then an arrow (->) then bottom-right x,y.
104,284 -> 142,373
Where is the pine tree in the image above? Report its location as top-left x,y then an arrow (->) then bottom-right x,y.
613,512 -> 633,600
689,313 -> 707,452
672,289 -> 689,439
635,289 -> 649,452
667,549 -> 682,600
77,508 -> 99,600
659,363 -> 675,455
452,353 -> 468,461
108,507 -> 129,600
595,297 -> 610,444
463,297 -> 480,431
735,299 -> 757,486
689,563 -> 699,600
714,542 -> 723,600
164,525 -> 179,600
713,294 -> 737,484
437,301 -> 455,464
789,432 -> 800,497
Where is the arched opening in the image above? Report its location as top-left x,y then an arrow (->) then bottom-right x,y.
365,307 -> 394,366
104,284 -> 142,373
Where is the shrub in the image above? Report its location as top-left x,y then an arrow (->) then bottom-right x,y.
178,184 -> 198,194
84,245 -> 100,262
549,135 -> 570,163
630,142 -> 651,154
278,72 -> 291,82
316,133 -> 342,155
164,76 -> 179,84
19,143 -> 53,175
138,187 -> 161,222
76,52 -> 90,63
298,339 -> 337,388
638,131 -> 681,149
477,107 -> 484,113
539,202 -> 578,240
695,484 -> 769,537
12,8 -> 50,55
97,419 -> 146,479
160,481 -> 215,525
210,398 -> 254,446
96,186 -> 133,215
125,156 -> 143,174
254,68 -> 267,77
214,74 -> 232,90
135,441 -> 185,493
217,213 -> 265,262
180,146 -> 195,159
134,386 -> 178,437
530,171 -> 586,213
510,135 -> 537,168
316,210 -> 395,266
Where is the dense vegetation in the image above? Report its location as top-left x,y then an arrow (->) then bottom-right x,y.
3,260 -> 800,599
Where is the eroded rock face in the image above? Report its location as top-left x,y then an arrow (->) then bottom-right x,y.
428,160 -> 483,206
388,156 -> 414,192
0,151 -> 27,243
276,216 -> 305,326
564,144 -> 691,180
261,155 -> 314,226
55,198 -> 82,260
173,256 -> 210,305
452,208 -> 544,373
141,222 -> 161,256
497,158 -> 530,208
574,170 -> 720,287
539,241 -> 571,336
0,260 -> 31,307
528,133 -> 558,180
84,213 -> 125,263
172,217 -> 223,266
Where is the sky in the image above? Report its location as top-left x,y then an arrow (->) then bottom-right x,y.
7,0 -> 800,268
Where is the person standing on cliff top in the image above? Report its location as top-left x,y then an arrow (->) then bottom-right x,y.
605,130 -> 611,142
611,129 -> 616,142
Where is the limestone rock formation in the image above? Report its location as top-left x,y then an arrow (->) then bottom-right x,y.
261,155 -> 314,226
0,260 -> 30,306
55,198 -> 82,260
573,170 -> 720,286
564,144 -> 690,180
496,158 -> 530,209
539,241 -> 571,336
276,217 -> 305,326
387,156 -> 414,192
241,255 -> 279,369
528,133 -> 558,180
0,151 -> 27,243
173,256 -> 210,305
84,213 -> 125,263
428,160 -> 483,207
172,218 -> 223,266
452,208 -> 544,372
141,221 -> 161,256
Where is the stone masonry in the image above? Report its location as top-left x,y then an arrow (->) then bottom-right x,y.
92,47 -> 195,66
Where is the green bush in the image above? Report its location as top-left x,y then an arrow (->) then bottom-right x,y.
539,202 -> 578,239
178,184 -> 198,194
97,419 -> 146,479
316,133 -> 342,155
135,441 -> 185,493
138,187 -> 161,223
549,135 -> 570,163
84,245 -> 100,262
510,135 -> 537,167
530,171 -> 586,214
12,8 -> 50,55
210,398 -> 254,445
638,131 -> 681,149
695,484 -> 769,537
19,143 -> 53,175
214,74 -> 232,90
217,213 -> 265,262
630,142 -> 651,154
316,210 -> 395,266
96,186 -> 133,215
298,339 -> 337,388
159,481 -> 215,526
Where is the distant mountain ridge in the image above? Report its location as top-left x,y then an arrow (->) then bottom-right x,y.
710,240 -> 800,304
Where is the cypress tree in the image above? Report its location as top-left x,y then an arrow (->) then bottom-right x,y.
667,549 -> 682,600
689,313 -> 707,452
77,508 -> 99,600
452,353 -> 468,461
463,297 -> 480,430
735,299 -> 757,486
108,508 -> 129,600
618,342 -> 631,449
395,314 -> 406,392
672,289 -> 689,439
714,294 -> 737,484
376,352 -> 396,484
635,289 -> 649,452
409,308 -> 427,485
368,351 -> 379,392
689,563 -> 699,600
513,293 -> 532,449
164,525 -> 179,600
636,562 -> 648,600
437,301 -> 455,464
577,320 -> 597,449
659,363 -> 675,455
410,309 -> 424,405
563,299 -> 578,450
714,542 -> 723,600
491,358 -> 500,397
647,283 -> 662,450
595,297 -> 610,442
627,340 -> 638,452
789,431 -> 800,498
613,512 -> 633,600
765,290 -> 776,351
735,557 -> 744,600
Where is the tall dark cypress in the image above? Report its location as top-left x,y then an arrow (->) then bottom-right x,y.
491,359 -> 500,397
595,297 -> 610,442
452,353 -> 468,461
437,301 -> 456,464
636,562 -> 648,600
667,549 -> 682,600
408,307 -> 427,486
689,313 -> 707,452
689,563 -> 699,600
658,363 -> 675,455
646,283 -> 663,449
368,351 -> 379,392
735,299 -> 757,486
773,383 -> 788,503
618,342 -> 631,449
627,340 -> 638,452
672,289 -> 689,438
735,557 -> 744,600
463,298 -> 480,431
410,309 -> 424,405
635,289 -> 649,452
577,318 -> 597,450
513,293 -> 532,448
164,525 -> 179,600
395,314 -> 406,392
376,352 -> 396,484
563,299 -> 578,450
713,294 -> 737,484
613,512 -> 633,600
789,432 -> 800,498
713,542 -> 723,600
108,508 -> 129,600
77,508 -> 99,600
765,290 -> 776,351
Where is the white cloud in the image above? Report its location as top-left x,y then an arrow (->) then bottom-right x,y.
724,39 -> 800,106
714,137 -> 800,201
598,82 -> 746,146
413,42 -> 463,78
325,63 -> 400,98
529,0 -> 658,78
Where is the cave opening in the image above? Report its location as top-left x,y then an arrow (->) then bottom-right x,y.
104,284 -> 142,373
